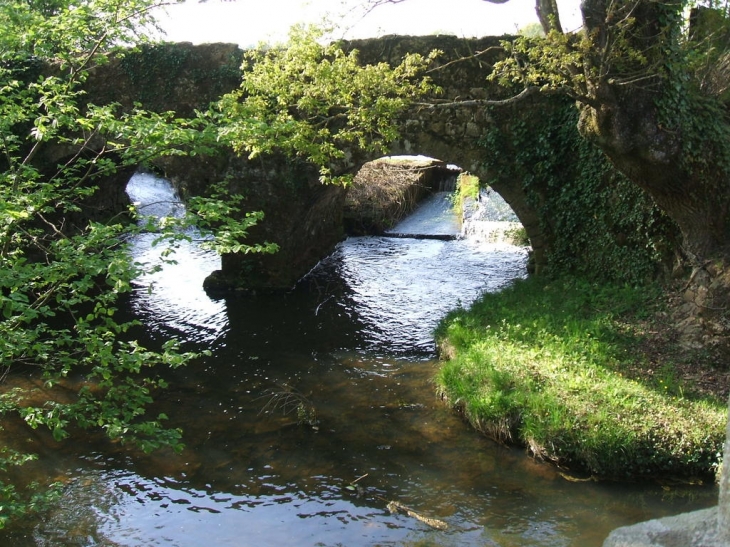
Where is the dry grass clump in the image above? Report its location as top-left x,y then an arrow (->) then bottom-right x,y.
343,158 -> 442,234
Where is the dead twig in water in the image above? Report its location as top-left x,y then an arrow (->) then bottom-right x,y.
350,476 -> 446,530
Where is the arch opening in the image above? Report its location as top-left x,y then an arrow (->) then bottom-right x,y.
344,154 -> 528,249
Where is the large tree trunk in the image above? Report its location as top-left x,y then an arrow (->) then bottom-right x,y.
577,0 -> 730,263
567,0 -> 730,347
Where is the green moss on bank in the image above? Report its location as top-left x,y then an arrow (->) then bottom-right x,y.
435,277 -> 727,480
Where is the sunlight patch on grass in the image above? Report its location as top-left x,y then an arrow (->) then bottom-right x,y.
435,277 -> 726,479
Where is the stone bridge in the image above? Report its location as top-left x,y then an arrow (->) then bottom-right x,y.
86,36 -> 549,289
51,37 -> 730,546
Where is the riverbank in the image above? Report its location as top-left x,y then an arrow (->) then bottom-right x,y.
435,277 -> 728,481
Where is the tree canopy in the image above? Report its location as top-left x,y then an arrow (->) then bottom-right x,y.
215,25 -> 438,185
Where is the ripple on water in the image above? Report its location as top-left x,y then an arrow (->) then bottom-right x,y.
304,236 -> 528,355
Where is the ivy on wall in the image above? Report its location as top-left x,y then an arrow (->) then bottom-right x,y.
481,97 -> 679,284
118,43 -> 243,114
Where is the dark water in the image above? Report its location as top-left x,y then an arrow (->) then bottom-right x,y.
0,173 -> 718,546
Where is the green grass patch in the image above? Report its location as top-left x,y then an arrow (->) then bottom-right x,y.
435,277 -> 727,480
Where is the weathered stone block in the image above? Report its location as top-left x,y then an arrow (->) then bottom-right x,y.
603,507 -> 721,547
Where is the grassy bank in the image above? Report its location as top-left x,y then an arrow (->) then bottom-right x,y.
435,277 -> 727,480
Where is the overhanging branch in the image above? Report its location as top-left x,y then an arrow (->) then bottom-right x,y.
426,46 -> 503,74
412,85 -> 600,109
414,86 -> 539,108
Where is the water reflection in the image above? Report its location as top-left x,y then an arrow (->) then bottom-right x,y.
304,236 -> 527,354
126,172 -> 228,345
0,174 -> 718,547
14,351 -> 716,547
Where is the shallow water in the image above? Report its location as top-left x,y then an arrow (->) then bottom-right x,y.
0,173 -> 718,546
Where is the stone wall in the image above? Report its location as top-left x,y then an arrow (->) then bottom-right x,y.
84,42 -> 244,117
155,150 -> 347,291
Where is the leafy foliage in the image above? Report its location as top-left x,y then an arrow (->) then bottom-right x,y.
0,0 -> 162,75
186,184 -> 279,255
215,25 -> 440,185
0,0 -> 269,527
655,3 -> 730,183
490,29 -> 587,99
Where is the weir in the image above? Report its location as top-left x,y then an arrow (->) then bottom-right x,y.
383,192 -> 461,241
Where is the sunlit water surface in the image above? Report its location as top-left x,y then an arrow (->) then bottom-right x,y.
0,173 -> 717,547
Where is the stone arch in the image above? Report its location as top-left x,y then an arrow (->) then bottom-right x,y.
347,34 -> 549,272
381,134 -> 547,273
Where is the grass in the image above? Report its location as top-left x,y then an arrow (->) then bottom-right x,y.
434,276 -> 727,480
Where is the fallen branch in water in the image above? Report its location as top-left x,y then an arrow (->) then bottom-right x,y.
386,500 -> 448,530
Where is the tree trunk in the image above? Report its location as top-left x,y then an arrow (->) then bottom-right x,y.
577,0 -> 730,263
573,0 -> 730,349
536,0 -> 563,33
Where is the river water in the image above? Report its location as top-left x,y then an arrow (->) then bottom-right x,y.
0,173 -> 718,546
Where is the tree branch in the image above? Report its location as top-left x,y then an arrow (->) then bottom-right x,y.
414,86 -> 540,108
426,46 -> 503,74
414,84 -> 600,109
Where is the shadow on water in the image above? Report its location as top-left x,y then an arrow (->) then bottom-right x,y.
0,173 -> 718,547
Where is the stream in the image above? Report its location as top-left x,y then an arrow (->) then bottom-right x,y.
0,172 -> 718,547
